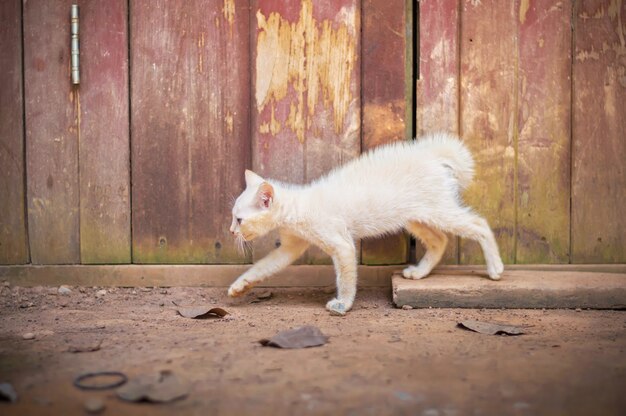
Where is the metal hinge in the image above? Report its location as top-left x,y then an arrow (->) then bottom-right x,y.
71,4 -> 80,85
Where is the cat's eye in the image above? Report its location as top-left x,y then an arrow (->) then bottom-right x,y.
236,217 -> 242,225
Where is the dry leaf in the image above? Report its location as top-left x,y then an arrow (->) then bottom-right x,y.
176,306 -> 229,319
251,290 -> 273,303
260,325 -> 329,349
68,340 -> 102,353
457,320 -> 525,336
116,370 -> 188,403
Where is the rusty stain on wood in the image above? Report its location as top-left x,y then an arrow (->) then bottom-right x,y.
516,0 -> 571,264
460,0 -> 516,265
255,0 -> 357,143
519,0 -> 530,24
79,0 -> 131,264
416,0 -> 460,136
572,0 -> 626,263
223,0 -> 236,26
360,0 -> 409,265
24,0 -> 80,264
252,0 -> 360,265
415,0 -> 460,264
0,0 -> 28,264
132,0 -> 250,264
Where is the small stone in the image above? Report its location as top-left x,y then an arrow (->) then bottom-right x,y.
575,308 -> 582,312
401,305 -> 413,310
22,332 -> 35,340
422,409 -> 440,416
160,289 -> 168,294
0,382 -> 18,402
33,397 -> 51,406
131,290 -> 137,295
84,397 -> 105,413
257,290 -> 273,300
512,401 -> 530,410
58,286 -> 72,295
79,287 -> 87,293
2,281 -> 10,288
248,322 -> 256,327
95,289 -> 107,298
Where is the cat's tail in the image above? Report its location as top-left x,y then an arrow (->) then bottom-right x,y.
420,132 -> 475,189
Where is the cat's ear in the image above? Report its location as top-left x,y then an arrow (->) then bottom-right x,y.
245,169 -> 264,187
256,182 -> 274,209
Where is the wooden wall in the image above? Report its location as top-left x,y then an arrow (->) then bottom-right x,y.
0,0 -> 624,267
417,0 -> 624,265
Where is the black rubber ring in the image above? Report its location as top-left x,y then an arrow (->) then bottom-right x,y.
73,371 -> 128,390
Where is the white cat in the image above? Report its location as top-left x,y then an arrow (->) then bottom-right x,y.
228,133 -> 504,315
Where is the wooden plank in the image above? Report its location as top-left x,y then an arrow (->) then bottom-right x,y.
0,0 -> 28,264
416,0 -> 459,135
252,0 -> 361,264
360,0 -> 409,265
131,0 -> 251,263
79,0 -> 130,264
414,0 -> 460,265
516,0 -> 572,263
572,0 -> 626,263
24,0 -> 80,264
459,0 -> 517,265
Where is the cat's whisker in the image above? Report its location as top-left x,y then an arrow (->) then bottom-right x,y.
234,234 -> 252,256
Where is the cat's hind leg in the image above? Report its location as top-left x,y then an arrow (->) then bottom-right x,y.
437,209 -> 504,280
402,222 -> 448,280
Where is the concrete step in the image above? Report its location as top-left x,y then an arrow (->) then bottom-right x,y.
392,269 -> 626,309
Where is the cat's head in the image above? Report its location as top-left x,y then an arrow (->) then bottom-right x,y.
230,170 -> 276,242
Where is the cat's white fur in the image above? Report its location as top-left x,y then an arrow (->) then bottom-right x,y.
228,133 -> 504,315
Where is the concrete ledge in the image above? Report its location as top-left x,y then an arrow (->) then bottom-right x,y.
392,270 -> 626,309
0,265 -> 398,287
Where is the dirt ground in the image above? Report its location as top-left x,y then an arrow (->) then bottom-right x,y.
1,283 -> 625,415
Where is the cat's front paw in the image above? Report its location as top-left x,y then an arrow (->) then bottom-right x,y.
326,298 -> 352,316
487,259 -> 504,281
228,279 -> 253,297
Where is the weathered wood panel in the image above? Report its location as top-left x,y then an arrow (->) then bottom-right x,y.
572,0 -> 626,263
0,0 -> 28,264
360,0 -> 409,265
79,0 -> 130,264
131,0 -> 251,263
516,0 -> 571,263
24,0 -> 80,264
459,0 -> 516,264
415,0 -> 460,265
252,0 -> 361,264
